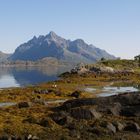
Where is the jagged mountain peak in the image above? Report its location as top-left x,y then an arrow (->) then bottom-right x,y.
45,31 -> 66,43
48,31 -> 58,38
29,31 -> 63,43
45,31 -> 60,39
9,31 -> 116,63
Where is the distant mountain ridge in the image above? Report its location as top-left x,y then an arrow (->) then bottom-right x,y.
0,51 -> 11,62
8,31 -> 116,64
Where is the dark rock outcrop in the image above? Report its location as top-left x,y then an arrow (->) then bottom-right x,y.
49,92 -> 140,139
70,107 -> 102,120
60,92 -> 140,118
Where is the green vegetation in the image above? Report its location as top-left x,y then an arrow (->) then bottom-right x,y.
98,59 -> 139,69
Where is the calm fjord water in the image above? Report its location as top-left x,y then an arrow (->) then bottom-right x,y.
0,66 -> 70,88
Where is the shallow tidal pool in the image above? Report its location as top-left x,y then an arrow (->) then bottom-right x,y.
84,86 -> 139,97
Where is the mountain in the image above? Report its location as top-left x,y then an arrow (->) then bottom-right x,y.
0,51 -> 11,62
9,31 -> 116,64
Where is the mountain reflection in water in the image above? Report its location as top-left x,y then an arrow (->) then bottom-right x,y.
0,66 -> 71,88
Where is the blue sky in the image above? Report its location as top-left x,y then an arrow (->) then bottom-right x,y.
0,0 -> 140,58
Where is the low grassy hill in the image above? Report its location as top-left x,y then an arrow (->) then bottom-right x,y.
86,59 -> 140,72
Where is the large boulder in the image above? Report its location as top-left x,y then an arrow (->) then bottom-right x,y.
70,107 -> 102,120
